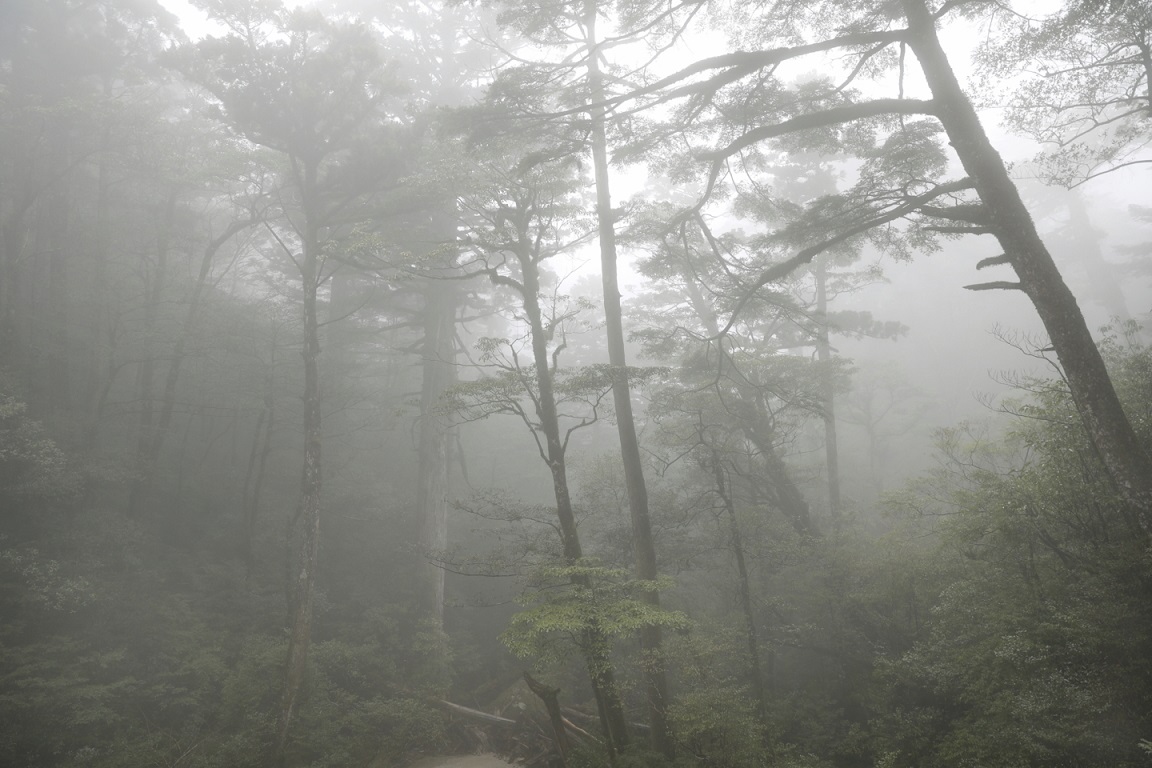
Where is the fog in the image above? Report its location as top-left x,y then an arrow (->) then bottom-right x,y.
1,1 -> 1150,767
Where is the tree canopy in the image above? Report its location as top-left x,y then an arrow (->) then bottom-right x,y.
0,1 -> 1149,766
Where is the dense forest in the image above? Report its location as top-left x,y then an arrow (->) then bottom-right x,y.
1,0 -> 1150,766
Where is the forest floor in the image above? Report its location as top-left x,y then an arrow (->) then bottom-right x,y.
405,755 -> 514,768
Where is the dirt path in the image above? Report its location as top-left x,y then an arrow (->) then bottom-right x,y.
405,755 -> 513,768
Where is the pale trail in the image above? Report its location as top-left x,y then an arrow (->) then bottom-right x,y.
405,755 -> 513,768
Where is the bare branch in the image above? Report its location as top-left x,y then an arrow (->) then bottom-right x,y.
963,281 -> 1023,291
919,203 -> 990,224
976,254 -> 1012,270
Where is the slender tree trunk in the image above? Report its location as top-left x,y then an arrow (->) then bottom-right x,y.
175,402 -> 198,520
129,190 -> 178,519
241,371 -> 273,579
0,207 -> 29,362
583,5 -> 672,756
902,0 -> 1152,526
45,184 -> 71,417
245,373 -> 276,581
83,130 -> 112,449
710,449 -> 768,722
243,332 -> 282,577
729,388 -> 817,537
416,229 -> 458,628
153,218 -> 257,464
512,231 -> 631,759
275,163 -> 324,765
814,256 -> 841,530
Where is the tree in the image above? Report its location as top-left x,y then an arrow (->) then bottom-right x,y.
444,138 -> 637,758
878,325 -> 1152,768
0,0 -> 185,438
480,0 -> 710,748
173,3 -> 404,759
615,0 -> 1152,524
630,200 -> 848,538
633,197 -> 853,741
979,0 -> 1152,187
127,131 -> 269,518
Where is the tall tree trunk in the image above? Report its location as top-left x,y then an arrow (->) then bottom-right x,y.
44,182 -> 71,418
735,396 -> 817,538
902,0 -> 1152,526
83,129 -> 113,450
129,190 -> 177,519
814,256 -> 841,530
153,218 -> 257,466
710,449 -> 768,722
244,315 -> 283,580
678,253 -> 776,712
416,278 -> 455,627
415,203 -> 459,629
0,206 -> 29,363
275,163 -> 324,765
583,6 -> 672,756
242,363 -> 276,582
504,225 -> 631,759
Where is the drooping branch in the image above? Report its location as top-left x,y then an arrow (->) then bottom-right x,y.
610,30 -> 909,112
699,98 -> 940,163
688,98 -> 941,216
713,177 -> 973,338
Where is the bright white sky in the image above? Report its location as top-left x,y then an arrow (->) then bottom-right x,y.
160,0 -> 221,39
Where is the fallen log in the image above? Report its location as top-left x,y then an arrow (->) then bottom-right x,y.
433,699 -> 519,728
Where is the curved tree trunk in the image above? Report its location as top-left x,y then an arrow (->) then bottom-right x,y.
132,215 -> 257,517
513,222 -> 631,759
710,449 -> 768,721
903,0 -> 1152,527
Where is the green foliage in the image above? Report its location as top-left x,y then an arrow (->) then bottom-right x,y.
872,329 -> 1152,768
667,686 -> 766,767
976,1 -> 1152,185
292,673 -> 445,767
364,698 -> 447,765
0,391 -> 80,507
173,5 -> 402,161
501,562 -> 689,665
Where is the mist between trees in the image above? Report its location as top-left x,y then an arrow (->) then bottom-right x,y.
1,0 -> 1150,766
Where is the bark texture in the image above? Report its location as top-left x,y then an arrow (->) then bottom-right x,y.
584,5 -> 672,754
512,208 -> 631,758
274,161 -> 324,766
903,0 -> 1152,526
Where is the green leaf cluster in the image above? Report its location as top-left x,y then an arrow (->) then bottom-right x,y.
501,561 -> 689,664
872,327 -> 1152,768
